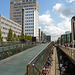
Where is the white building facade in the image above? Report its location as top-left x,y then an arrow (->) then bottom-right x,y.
22,7 -> 39,39
0,15 -> 22,41
10,0 -> 39,41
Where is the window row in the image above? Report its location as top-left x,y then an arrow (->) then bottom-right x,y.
25,14 -> 34,16
14,12 -> 21,14
1,17 -> 21,27
15,9 -> 21,11
25,33 -> 34,34
14,15 -> 21,17
1,22 -> 21,31
25,20 -> 34,22
14,18 -> 21,20
25,17 -> 34,19
25,23 -> 34,25
2,31 -> 21,35
25,30 -> 34,31
25,26 -> 34,28
25,11 -> 34,13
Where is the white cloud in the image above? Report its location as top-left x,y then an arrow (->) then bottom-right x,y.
67,0 -> 75,3
52,3 -> 62,13
39,11 -> 54,26
39,10 -> 71,41
57,18 -> 71,32
52,3 -> 75,18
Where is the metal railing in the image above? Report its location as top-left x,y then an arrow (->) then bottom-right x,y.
58,45 -> 75,64
0,43 -> 37,60
25,42 -> 54,75
0,41 -> 21,47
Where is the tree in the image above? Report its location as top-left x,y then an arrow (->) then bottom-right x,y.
13,32 -> 16,38
13,32 -> 18,41
25,33 -> 27,39
0,29 -> 3,41
16,36 -> 18,41
27,35 -> 32,42
18,35 -> 20,41
20,33 -> 25,39
7,28 -> 13,41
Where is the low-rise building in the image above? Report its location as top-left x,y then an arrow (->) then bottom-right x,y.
0,14 -> 22,41
57,37 -> 61,45
61,33 -> 72,45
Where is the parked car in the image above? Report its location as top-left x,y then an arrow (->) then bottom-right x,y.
20,39 -> 30,43
42,41 -> 46,43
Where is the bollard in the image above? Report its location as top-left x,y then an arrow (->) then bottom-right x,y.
27,64 -> 31,75
21,44 -> 23,51
43,50 -> 44,65
33,64 -> 35,75
16,45 -> 17,54
38,55 -> 40,70
8,47 -> 10,57
71,49 -> 72,58
74,50 -> 75,61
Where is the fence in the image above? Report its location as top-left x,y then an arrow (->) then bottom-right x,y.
58,45 -> 75,64
0,43 -> 37,60
0,41 -> 21,47
25,42 -> 53,75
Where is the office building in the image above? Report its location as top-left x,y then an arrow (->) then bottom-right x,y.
57,37 -> 61,45
0,15 -> 22,41
71,16 -> 75,43
38,28 -> 41,41
10,0 -> 39,41
41,31 -> 44,41
61,33 -> 72,45
46,35 -> 51,42
41,31 -> 47,41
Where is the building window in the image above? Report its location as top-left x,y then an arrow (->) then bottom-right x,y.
1,22 -> 4,24
5,23 -> 9,26
1,17 -> 6,21
10,1 -> 14,4
14,7 -> 18,8
7,20 -> 10,23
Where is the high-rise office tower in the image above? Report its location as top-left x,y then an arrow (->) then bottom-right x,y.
10,0 -> 39,40
71,16 -> 75,43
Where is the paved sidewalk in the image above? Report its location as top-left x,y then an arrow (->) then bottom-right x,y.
50,47 -> 60,75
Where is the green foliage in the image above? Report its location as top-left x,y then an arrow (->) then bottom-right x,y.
16,36 -> 18,41
20,33 -> 32,42
13,32 -> 16,38
27,35 -> 32,42
25,33 -> 27,39
18,35 -> 19,38
20,33 -> 25,39
0,29 -> 3,41
18,35 -> 20,41
7,28 -> 13,41
13,32 -> 18,41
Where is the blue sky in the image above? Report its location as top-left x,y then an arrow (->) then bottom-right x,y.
0,0 -> 75,40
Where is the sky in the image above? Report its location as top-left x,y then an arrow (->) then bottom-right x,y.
0,0 -> 75,41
